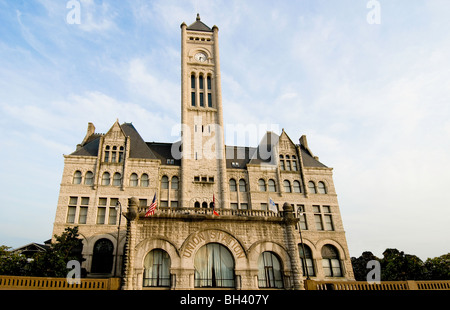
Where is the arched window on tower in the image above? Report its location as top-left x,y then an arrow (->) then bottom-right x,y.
318,181 -> 327,194
268,179 -> 276,192
141,174 -> 149,187
102,172 -> 110,186
84,171 -> 94,185
229,179 -> 237,192
293,180 -> 301,193
73,171 -> 82,184
161,176 -> 169,189
130,173 -> 138,187
113,172 -> 122,186
171,176 -> 179,190
258,179 -> 266,192
239,179 -> 247,192
283,180 -> 291,193
308,181 -> 316,194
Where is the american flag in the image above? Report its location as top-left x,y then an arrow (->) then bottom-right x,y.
145,193 -> 157,217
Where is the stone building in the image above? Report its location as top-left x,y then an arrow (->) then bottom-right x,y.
52,15 -> 354,290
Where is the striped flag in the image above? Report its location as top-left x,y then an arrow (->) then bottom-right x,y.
212,194 -> 219,216
145,193 -> 157,217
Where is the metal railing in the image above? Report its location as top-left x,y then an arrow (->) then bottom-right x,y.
304,279 -> 450,290
0,275 -> 121,290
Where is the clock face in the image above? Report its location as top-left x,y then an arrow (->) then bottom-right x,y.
195,52 -> 207,62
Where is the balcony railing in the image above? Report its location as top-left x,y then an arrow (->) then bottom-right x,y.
137,206 -> 283,219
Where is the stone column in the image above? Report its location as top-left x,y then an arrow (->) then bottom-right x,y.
283,202 -> 304,290
121,197 -> 139,290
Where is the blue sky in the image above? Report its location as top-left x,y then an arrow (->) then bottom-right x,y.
1,0 -> 449,261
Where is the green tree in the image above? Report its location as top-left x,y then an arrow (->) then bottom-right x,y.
0,245 -> 29,276
380,248 -> 427,281
0,227 -> 84,277
29,226 -> 84,277
351,251 -> 380,281
424,253 -> 450,280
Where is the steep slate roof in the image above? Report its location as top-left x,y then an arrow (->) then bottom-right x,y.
299,144 -> 327,168
120,123 -> 156,159
70,122 -> 327,168
147,141 -> 181,166
71,136 -> 101,156
187,14 -> 212,32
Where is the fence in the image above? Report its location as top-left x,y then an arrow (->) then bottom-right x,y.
0,275 -> 121,290
304,279 -> 450,290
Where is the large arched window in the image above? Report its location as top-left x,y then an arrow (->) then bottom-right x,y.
283,180 -> 291,193
84,171 -> 94,185
130,173 -> 138,187
91,239 -> 114,274
229,179 -> 237,192
113,172 -> 122,186
141,174 -> 149,187
258,179 -> 266,192
268,179 -> 276,192
194,243 -> 235,288
161,175 -> 169,189
293,180 -> 301,193
239,179 -> 247,192
279,155 -> 285,170
143,249 -> 171,287
322,245 -> 342,277
258,252 -> 284,288
308,181 -> 316,194
299,244 -> 315,277
101,172 -> 110,186
171,176 -> 179,190
73,170 -> 82,184
318,181 -> 327,194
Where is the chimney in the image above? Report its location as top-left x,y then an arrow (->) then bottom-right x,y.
299,135 -> 315,158
80,122 -> 96,146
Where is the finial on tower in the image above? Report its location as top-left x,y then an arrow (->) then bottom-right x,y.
196,13 -> 201,21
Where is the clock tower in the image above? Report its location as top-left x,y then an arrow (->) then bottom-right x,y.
179,14 -> 228,209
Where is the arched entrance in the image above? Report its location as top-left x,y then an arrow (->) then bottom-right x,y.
194,243 -> 235,288
91,238 -> 114,274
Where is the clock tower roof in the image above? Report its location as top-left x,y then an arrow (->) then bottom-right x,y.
187,13 -> 212,32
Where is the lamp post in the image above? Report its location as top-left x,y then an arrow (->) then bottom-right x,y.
297,207 -> 310,280
114,201 -> 123,277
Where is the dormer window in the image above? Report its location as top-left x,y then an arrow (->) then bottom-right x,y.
104,145 -> 124,163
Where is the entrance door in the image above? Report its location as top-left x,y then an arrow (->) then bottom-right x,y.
91,238 -> 114,274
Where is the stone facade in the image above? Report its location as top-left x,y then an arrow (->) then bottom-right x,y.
51,15 -> 354,290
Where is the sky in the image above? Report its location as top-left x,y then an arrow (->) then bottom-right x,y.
0,0 -> 449,261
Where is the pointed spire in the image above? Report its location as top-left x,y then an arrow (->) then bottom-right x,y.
187,13 -> 212,32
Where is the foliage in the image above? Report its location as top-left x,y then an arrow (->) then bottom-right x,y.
351,251 -> 380,281
0,245 -> 29,276
351,248 -> 450,281
0,227 -> 84,277
424,253 -> 450,280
